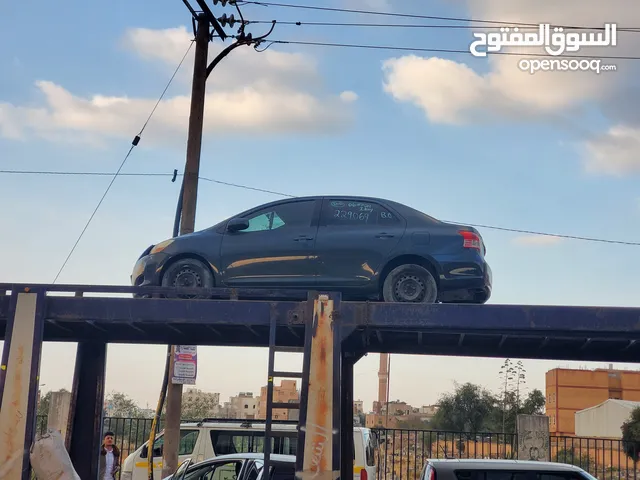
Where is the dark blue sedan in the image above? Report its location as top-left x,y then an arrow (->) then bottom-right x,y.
131,196 -> 491,303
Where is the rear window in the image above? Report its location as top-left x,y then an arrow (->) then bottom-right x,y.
455,472 -> 530,480
210,431 -> 297,456
454,471 -> 585,480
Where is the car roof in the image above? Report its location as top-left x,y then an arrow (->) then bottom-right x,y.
194,453 -> 295,464
178,421 -> 369,432
426,459 -> 585,472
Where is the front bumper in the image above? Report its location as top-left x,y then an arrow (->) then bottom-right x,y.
131,254 -> 164,296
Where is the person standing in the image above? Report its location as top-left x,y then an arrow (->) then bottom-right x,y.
99,431 -> 121,480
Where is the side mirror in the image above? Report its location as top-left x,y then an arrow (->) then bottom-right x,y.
227,218 -> 249,233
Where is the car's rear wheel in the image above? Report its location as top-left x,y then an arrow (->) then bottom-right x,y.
161,258 -> 214,299
382,264 -> 438,303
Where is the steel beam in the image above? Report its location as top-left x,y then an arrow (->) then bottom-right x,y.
341,354 -> 355,480
0,289 -> 45,480
67,341 -> 107,480
297,292 -> 342,480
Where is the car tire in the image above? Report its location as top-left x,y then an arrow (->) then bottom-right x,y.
161,258 -> 214,299
382,264 -> 438,303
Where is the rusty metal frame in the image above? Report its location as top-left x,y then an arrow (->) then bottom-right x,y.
2,283 -> 640,480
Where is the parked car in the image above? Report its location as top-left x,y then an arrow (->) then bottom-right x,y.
163,453 -> 295,480
119,420 -> 376,480
131,196 -> 491,303
418,459 -> 599,480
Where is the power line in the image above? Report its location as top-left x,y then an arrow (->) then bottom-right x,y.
265,39 -> 640,61
240,1 -> 640,32
51,40 -> 194,284
3,169 -> 638,246
248,19 -> 640,33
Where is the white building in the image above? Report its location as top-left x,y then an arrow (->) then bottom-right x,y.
575,399 -> 640,439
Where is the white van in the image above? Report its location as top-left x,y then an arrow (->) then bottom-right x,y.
119,420 -> 377,480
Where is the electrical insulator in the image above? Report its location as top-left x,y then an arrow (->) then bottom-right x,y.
217,13 -> 237,27
212,0 -> 228,6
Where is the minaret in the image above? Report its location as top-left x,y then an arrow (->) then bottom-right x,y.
376,353 -> 389,414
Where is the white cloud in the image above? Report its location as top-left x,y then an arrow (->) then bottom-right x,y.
0,26 -> 357,146
513,235 -> 564,246
584,125 -> 640,175
381,0 -> 640,175
340,91 -> 359,103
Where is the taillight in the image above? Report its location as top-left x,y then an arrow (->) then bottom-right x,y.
361,469 -> 367,480
459,230 -> 481,250
429,468 -> 436,480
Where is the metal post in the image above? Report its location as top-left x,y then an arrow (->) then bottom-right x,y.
297,292 -> 342,480
163,12 -> 209,478
67,341 -> 107,480
341,354 -> 355,480
0,288 -> 46,480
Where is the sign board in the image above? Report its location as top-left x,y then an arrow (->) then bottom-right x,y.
171,345 -> 197,385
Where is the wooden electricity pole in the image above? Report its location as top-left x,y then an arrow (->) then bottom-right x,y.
162,12 -> 209,478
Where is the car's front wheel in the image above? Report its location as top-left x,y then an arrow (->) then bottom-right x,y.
382,264 -> 438,303
161,258 -> 214,299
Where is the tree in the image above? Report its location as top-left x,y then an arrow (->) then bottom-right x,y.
621,406 -> 640,463
181,394 -> 215,420
521,389 -> 545,415
104,391 -> 142,417
37,391 -> 52,417
431,382 -> 499,433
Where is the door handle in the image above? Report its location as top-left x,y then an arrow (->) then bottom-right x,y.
294,236 -> 314,241
376,233 -> 395,239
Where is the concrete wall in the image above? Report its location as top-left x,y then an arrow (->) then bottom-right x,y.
517,414 -> 550,461
47,390 -> 72,440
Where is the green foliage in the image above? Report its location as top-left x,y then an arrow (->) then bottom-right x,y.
429,381 -> 546,434
621,406 -> 640,462
181,394 -> 215,420
431,383 -> 498,432
105,391 -> 143,417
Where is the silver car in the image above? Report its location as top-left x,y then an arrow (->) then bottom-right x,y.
419,459 -> 598,480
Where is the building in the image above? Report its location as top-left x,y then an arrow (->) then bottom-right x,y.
230,392 -> 259,419
353,400 -> 364,415
575,399 -> 640,439
257,380 -> 299,420
373,354 -> 390,415
364,402 -> 438,428
546,366 -> 640,436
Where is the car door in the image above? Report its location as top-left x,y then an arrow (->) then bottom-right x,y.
220,199 -> 320,287
144,429 -> 200,480
314,198 -> 406,287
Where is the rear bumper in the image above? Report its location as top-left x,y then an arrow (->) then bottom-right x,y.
436,258 -> 492,304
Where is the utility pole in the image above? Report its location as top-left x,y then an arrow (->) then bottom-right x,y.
162,13 -> 209,479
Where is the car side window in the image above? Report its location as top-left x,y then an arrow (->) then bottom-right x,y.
198,461 -> 242,480
242,201 -> 315,232
321,200 -> 399,227
143,429 -> 198,458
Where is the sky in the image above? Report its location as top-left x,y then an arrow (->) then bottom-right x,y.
2,0 -> 640,413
